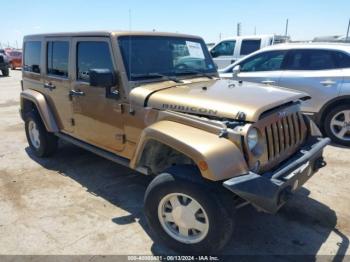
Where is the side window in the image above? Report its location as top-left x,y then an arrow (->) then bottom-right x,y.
24,41 -> 41,73
77,41 -> 113,81
240,40 -> 261,55
47,41 -> 69,77
334,51 -> 350,68
210,41 -> 235,57
308,50 -> 336,70
240,51 -> 287,72
286,50 -> 337,70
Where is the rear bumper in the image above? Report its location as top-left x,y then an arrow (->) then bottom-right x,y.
223,137 -> 330,213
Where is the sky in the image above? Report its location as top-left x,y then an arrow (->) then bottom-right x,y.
1,0 -> 349,48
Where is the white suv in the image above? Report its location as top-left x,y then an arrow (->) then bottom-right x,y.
219,43 -> 350,146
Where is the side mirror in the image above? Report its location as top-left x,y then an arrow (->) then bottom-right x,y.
89,68 -> 116,87
232,65 -> 241,78
89,69 -> 119,99
210,50 -> 218,58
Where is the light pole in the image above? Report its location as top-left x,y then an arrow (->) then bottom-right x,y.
346,18 -> 350,42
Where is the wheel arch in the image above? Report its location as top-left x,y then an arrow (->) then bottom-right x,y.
20,89 -> 59,132
316,96 -> 350,128
130,120 -> 248,181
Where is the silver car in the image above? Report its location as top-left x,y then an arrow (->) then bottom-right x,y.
219,43 -> 350,146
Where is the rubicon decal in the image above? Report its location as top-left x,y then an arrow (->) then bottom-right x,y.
162,104 -> 218,115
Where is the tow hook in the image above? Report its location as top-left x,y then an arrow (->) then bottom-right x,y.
314,157 -> 326,171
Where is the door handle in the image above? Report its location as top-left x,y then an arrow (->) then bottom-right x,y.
320,80 -> 336,86
69,89 -> 85,97
261,80 -> 276,85
43,82 -> 56,90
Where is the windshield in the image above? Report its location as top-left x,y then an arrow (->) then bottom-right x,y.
118,36 -> 217,81
10,51 -> 22,57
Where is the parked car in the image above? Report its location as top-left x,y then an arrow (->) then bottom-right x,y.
20,31 -> 329,253
210,34 -> 289,69
6,49 -> 22,69
0,49 -> 10,76
219,43 -> 350,146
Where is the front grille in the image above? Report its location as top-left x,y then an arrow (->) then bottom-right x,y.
264,111 -> 306,161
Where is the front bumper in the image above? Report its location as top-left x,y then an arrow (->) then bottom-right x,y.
223,137 -> 330,213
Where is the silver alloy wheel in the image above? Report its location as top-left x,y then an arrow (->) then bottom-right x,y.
330,110 -> 350,141
28,120 -> 41,149
158,192 -> 209,244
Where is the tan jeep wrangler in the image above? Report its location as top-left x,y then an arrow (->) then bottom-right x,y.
20,31 -> 330,253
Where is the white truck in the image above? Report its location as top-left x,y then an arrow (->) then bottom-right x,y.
210,34 -> 288,69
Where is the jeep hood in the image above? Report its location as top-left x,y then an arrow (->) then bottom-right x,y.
129,79 -> 308,122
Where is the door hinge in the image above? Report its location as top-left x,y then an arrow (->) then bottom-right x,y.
113,103 -> 124,113
70,118 -> 75,126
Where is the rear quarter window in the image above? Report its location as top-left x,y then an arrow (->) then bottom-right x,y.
334,51 -> 350,68
24,41 -> 41,73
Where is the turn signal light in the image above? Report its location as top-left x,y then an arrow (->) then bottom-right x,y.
198,160 -> 208,171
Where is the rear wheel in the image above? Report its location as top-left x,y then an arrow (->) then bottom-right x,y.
144,167 -> 234,254
25,111 -> 58,157
324,105 -> 350,146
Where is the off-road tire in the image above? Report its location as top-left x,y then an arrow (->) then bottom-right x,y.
24,111 -> 58,157
144,167 -> 234,254
324,104 -> 350,147
1,68 -> 9,76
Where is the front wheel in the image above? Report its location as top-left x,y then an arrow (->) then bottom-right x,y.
144,168 -> 234,254
1,68 -> 9,76
324,105 -> 350,146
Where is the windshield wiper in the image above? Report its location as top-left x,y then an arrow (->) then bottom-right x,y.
174,70 -> 214,79
130,73 -> 182,83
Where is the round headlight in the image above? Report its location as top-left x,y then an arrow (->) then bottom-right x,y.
247,128 -> 259,150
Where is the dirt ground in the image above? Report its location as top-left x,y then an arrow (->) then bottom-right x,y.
0,70 -> 349,259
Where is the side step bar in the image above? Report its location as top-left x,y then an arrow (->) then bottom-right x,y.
55,132 -> 147,174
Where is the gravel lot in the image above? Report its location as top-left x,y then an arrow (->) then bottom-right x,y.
0,70 -> 349,258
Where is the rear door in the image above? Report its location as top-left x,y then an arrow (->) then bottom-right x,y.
235,50 -> 288,86
279,49 -> 343,113
70,37 -> 125,152
43,37 -> 74,133
210,40 -> 236,69
335,51 -> 350,96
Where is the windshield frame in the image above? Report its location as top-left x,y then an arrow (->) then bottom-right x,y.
117,35 -> 218,83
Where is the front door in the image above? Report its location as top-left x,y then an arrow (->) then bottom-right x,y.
70,37 -> 125,152
210,40 -> 236,69
235,50 -> 288,86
